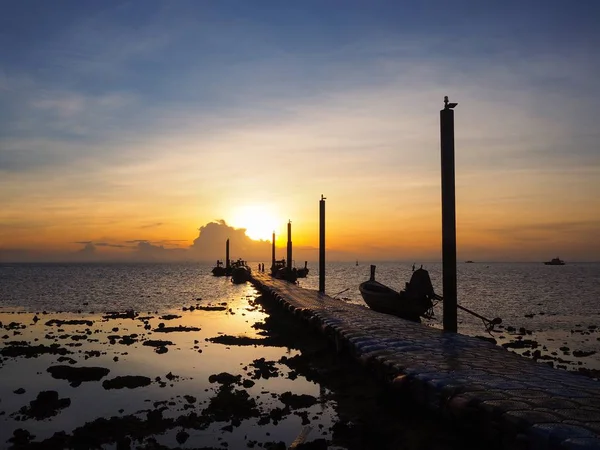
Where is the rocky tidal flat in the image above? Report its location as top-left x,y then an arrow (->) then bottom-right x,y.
1,285 -> 599,449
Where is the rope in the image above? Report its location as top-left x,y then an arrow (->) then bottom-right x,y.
333,287 -> 350,299
433,294 -> 502,333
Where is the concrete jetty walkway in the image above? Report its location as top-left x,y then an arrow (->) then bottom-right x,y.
251,272 -> 600,450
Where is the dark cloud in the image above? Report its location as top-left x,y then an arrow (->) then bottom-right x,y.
95,242 -> 128,248
131,240 -> 187,262
1,221 -> 354,263
139,222 -> 163,229
77,242 -> 96,255
189,220 -> 271,262
153,239 -> 188,245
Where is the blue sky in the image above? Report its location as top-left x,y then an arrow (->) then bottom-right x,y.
1,0 -> 599,261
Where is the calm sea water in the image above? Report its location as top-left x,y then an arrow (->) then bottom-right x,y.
1,261 -> 599,342
2,262 -> 598,447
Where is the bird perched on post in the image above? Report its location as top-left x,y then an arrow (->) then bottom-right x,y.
444,96 -> 458,109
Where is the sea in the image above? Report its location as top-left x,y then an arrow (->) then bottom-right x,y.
1,261 -> 600,368
1,261 -> 599,448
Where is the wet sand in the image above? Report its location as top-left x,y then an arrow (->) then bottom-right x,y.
0,285 -> 497,449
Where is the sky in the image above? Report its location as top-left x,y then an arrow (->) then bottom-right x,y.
1,0 -> 599,263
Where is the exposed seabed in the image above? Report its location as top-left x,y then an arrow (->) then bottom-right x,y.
0,287 -> 494,449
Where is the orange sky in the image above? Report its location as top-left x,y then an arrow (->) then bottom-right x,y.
1,2 -> 599,263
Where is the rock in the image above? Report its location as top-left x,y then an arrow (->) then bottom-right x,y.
208,372 -> 241,385
45,319 -> 94,327
249,358 -> 279,379
19,390 -> 71,420
203,386 -> 260,422
159,314 -> 181,320
295,439 -> 328,449
176,430 -> 189,444
116,436 -> 131,450
103,310 -> 137,320
279,392 -> 317,410
573,350 -> 596,358
8,429 -> 35,446
142,340 -> 173,347
102,375 -> 152,390
14,388 -> 26,394
1,343 -> 70,358
165,372 -> 179,381
47,365 -> 110,387
153,325 -> 201,333
195,306 -> 227,311
183,395 -> 196,404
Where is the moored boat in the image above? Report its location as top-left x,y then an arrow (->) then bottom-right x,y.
211,260 -> 227,276
359,265 -> 435,322
544,257 -> 565,266
270,259 -> 298,283
271,259 -> 286,277
231,259 -> 251,284
296,261 -> 309,278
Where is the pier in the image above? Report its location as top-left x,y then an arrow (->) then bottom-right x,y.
250,271 -> 600,450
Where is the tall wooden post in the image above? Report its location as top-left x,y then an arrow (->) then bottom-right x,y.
441,96 -> 458,332
225,238 -> 230,270
319,195 -> 326,293
286,220 -> 292,271
271,231 -> 276,270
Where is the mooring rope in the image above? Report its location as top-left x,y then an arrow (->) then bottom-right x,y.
433,294 -> 502,333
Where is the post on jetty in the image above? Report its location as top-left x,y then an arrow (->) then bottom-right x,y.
319,195 -> 326,293
287,220 -> 292,271
271,231 -> 276,271
225,238 -> 231,271
440,96 -> 458,332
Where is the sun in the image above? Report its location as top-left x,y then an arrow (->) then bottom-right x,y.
229,204 -> 279,242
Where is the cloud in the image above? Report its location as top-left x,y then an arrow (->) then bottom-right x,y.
1,3 -> 599,263
77,242 -> 96,255
95,242 -> 128,248
139,222 -> 163,229
189,220 -> 271,262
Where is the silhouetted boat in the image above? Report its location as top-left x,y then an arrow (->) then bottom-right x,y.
465,260 -> 474,263
271,259 -> 286,277
211,260 -> 228,276
231,259 -> 251,284
270,259 -> 298,283
359,266 -> 435,322
277,267 -> 298,283
296,261 -> 309,278
544,257 -> 565,266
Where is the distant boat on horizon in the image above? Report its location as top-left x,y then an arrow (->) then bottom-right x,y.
544,257 -> 565,266
465,260 -> 474,263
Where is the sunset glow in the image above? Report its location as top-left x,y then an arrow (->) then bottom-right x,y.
0,1 -> 599,263
228,205 -> 280,242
